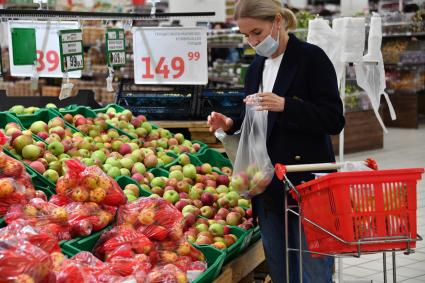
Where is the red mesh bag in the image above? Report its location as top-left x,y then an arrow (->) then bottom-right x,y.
117,197 -> 184,241
0,219 -> 61,254
57,159 -> 127,206
0,239 -> 54,283
147,264 -> 188,283
4,198 -> 71,240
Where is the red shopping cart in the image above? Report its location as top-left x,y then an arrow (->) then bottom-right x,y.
274,161 -> 424,283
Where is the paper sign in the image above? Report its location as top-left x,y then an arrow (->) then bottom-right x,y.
106,29 -> 126,68
7,21 -> 81,78
133,27 -> 207,85
59,29 -> 84,72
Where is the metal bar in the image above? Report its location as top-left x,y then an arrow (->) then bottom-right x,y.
0,9 -> 215,21
284,181 -> 290,283
383,253 -> 387,283
298,191 -> 303,283
392,251 -> 397,282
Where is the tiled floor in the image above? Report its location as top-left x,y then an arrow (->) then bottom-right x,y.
334,125 -> 425,283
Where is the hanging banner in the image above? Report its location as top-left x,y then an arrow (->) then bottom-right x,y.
106,28 -> 126,68
59,29 -> 84,72
7,21 -> 81,78
133,27 -> 207,85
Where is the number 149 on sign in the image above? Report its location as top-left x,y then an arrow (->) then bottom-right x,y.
141,52 -> 200,80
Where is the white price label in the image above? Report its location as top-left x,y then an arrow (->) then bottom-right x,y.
61,42 -> 82,55
65,54 -> 83,70
110,52 -> 126,65
7,21 -> 81,78
133,27 -> 207,85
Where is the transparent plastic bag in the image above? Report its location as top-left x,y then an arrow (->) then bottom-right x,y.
231,103 -> 274,198
57,159 -> 127,206
147,264 -> 188,283
214,129 -> 240,166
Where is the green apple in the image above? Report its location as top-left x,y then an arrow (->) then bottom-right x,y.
132,162 -> 146,174
120,168 -> 131,177
106,157 -> 121,168
183,164 -> 197,179
120,158 -> 134,170
47,141 -> 64,156
163,190 -> 180,204
107,167 -> 121,178
43,169 -> 59,183
22,144 -> 42,161
91,150 -> 107,163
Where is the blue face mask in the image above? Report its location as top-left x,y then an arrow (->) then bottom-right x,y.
250,22 -> 280,57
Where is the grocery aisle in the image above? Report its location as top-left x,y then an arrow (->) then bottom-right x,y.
335,125 -> 425,283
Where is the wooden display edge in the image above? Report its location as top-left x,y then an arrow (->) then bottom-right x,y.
213,240 -> 265,283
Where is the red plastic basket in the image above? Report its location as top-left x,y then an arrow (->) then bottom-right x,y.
292,168 -> 424,255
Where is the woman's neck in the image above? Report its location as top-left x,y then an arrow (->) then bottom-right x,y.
271,32 -> 289,59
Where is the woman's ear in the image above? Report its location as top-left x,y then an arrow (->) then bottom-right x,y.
275,13 -> 283,30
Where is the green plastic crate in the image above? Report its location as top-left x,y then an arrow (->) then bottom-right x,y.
164,152 -> 203,170
194,226 -> 250,264
192,140 -> 209,155
149,167 -> 170,178
0,111 -> 25,129
115,175 -> 151,197
11,109 -> 79,141
193,245 -> 226,283
48,107 -> 137,140
61,225 -> 113,257
62,226 -> 226,283
195,148 -> 233,169
91,103 -> 126,114
250,226 -> 261,245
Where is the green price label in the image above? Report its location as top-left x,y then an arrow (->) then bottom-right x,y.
59,29 -> 84,72
106,29 -> 126,68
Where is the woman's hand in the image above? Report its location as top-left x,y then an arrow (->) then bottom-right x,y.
244,92 -> 285,112
207,112 -> 234,132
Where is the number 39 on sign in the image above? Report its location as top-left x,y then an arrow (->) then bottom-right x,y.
133,27 -> 207,85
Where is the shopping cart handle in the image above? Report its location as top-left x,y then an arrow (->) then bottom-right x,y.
275,163 -> 286,180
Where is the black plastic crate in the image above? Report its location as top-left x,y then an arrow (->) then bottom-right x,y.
116,92 -> 194,120
0,90 -> 100,111
200,90 -> 245,120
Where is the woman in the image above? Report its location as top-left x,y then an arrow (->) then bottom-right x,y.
207,1 -> 345,282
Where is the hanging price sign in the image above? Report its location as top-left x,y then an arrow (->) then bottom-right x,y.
106,29 -> 126,67
133,27 -> 207,85
59,29 -> 84,72
7,21 -> 81,78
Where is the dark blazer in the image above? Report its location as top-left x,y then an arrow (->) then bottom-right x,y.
230,34 -> 345,212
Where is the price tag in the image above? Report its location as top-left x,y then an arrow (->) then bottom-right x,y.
106,29 -> 126,68
133,27 -> 207,85
7,21 -> 81,78
59,29 -> 84,72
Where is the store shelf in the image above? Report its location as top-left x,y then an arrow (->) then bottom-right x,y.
383,32 -> 425,38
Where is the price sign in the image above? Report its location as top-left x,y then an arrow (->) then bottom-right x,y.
7,21 -> 81,78
106,29 -> 126,67
133,27 -> 207,85
59,29 -> 84,72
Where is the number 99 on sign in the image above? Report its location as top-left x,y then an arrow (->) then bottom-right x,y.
65,55 -> 83,70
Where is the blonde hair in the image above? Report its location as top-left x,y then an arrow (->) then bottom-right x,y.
234,0 -> 297,31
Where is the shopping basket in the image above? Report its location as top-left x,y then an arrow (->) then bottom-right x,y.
275,163 -> 424,256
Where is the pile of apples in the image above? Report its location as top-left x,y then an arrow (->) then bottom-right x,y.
231,164 -> 273,198
8,103 -> 57,115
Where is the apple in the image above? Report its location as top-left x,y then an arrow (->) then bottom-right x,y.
238,199 -> 250,208
43,169 -> 59,183
48,141 -> 64,156
183,164 -> 197,180
30,121 -> 48,134
196,223 -> 209,233
151,186 -> 164,196
232,207 -> 246,218
91,150 -> 107,163
209,223 -> 224,237
120,168 -> 131,176
170,165 -> 182,172
201,163 -> 213,175
49,126 -> 65,139
37,132 -> 49,140
217,208 -> 229,218
182,205 -> 200,217
216,185 -> 229,194
195,235 -> 213,245
107,167 -> 121,178
151,177 -> 165,188
163,190 -> 180,204
175,180 -> 189,194
175,199 -> 191,211
216,175 -> 230,186
138,208 -> 155,225
12,134 -> 34,154
198,192 -> 214,206
120,158 -> 134,170
22,144 -> 42,161
144,154 -> 158,169
132,162 -> 146,175
29,161 -> 45,174
226,212 -> 242,226
169,170 -> 184,181
200,206 -> 214,219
